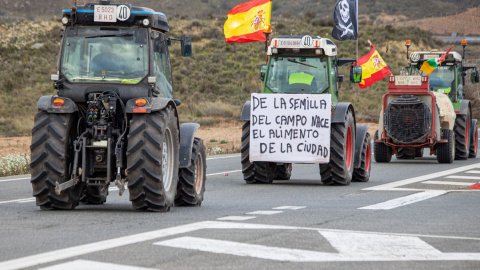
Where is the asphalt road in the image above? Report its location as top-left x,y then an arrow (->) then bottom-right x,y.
1,150 -> 480,270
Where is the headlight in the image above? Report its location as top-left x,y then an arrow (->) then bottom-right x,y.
142,19 -> 150,26
62,17 -> 70,25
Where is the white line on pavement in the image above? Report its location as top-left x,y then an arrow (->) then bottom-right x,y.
206,154 -> 240,160
0,198 -> 35,204
358,190 -> 448,210
422,181 -> 474,186
0,177 -> 30,183
38,259 -> 157,270
445,175 -> 480,180
273,206 -> 306,210
207,170 -> 242,176
466,170 -> 480,174
246,210 -> 283,215
217,216 -> 256,221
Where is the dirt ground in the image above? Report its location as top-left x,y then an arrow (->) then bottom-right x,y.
0,121 -> 378,158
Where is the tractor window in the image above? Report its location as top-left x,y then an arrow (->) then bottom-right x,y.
153,31 -> 173,98
265,56 -> 329,94
61,26 -> 148,84
427,65 -> 455,94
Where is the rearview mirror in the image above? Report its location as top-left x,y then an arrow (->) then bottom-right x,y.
260,64 -> 267,81
181,37 -> 192,57
350,65 -> 362,83
471,70 -> 479,84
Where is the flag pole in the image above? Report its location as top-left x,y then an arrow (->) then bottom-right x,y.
263,1 -> 272,52
356,0 -> 358,62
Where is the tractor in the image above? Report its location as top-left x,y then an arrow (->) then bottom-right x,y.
30,1 -> 206,211
240,35 -> 371,185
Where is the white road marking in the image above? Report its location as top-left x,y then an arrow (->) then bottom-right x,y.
17,199 -> 35,204
207,170 -> 242,176
0,177 -> 30,183
466,170 -> 480,174
155,232 -> 480,262
358,190 -> 447,210
364,163 -> 480,191
2,221 -> 480,269
38,259 -> 156,270
445,175 -> 480,180
0,198 -> 35,204
217,216 -> 256,221
272,206 -> 306,210
206,154 -> 240,160
246,210 -> 283,215
423,181 -> 474,186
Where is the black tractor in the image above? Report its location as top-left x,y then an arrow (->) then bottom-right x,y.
30,1 -> 206,211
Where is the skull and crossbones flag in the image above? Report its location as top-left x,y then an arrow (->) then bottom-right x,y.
332,0 -> 358,41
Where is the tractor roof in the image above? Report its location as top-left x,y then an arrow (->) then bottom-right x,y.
268,35 -> 337,56
62,1 -> 169,32
410,51 -> 462,63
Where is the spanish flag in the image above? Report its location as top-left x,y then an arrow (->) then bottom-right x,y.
224,0 -> 272,43
419,45 -> 454,75
358,41 -> 391,88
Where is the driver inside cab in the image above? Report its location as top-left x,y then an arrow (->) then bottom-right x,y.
91,41 -> 128,74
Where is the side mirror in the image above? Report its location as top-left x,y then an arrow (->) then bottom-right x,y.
181,36 -> 192,57
471,70 -> 479,84
350,65 -> 362,83
260,64 -> 267,81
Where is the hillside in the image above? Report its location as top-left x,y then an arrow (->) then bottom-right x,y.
1,0 -> 479,21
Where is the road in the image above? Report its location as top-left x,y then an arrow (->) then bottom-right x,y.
1,151 -> 480,270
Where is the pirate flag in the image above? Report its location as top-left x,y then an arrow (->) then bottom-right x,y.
332,0 -> 358,41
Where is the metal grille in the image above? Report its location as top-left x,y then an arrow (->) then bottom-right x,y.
385,95 -> 431,144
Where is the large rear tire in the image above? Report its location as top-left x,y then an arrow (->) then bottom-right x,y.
353,132 -> 371,182
454,112 -> 470,160
275,163 -> 292,180
469,120 -> 478,158
373,130 -> 392,163
241,121 -> 276,184
30,111 -> 82,210
436,129 -> 455,164
175,138 -> 207,206
127,107 -> 179,212
320,109 -> 355,185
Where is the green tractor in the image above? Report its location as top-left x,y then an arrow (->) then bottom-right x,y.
30,1 -> 207,211
240,35 -> 371,185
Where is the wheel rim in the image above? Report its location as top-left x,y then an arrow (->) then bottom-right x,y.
194,152 -> 204,194
346,126 -> 353,171
365,143 -> 371,171
162,128 -> 174,192
466,119 -> 469,150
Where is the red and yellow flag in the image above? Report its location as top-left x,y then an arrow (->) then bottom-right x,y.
224,0 -> 272,43
357,41 -> 391,88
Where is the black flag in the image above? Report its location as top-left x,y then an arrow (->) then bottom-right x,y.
332,0 -> 358,41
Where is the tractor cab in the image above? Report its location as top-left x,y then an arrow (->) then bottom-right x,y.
261,35 -> 361,105
55,1 -> 191,102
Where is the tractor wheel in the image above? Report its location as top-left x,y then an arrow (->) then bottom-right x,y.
353,132 -> 371,182
373,130 -> 392,163
454,112 -> 470,160
275,163 -> 292,180
127,107 -> 179,212
469,120 -> 478,158
415,148 -> 424,158
30,111 -> 82,210
175,138 -> 207,206
241,121 -> 276,184
436,129 -> 455,164
396,148 -> 416,159
320,109 -> 355,185
80,183 -> 109,205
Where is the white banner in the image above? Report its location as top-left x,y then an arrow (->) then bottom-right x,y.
250,94 -> 331,163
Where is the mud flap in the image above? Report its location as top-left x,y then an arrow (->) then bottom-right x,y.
354,125 -> 370,169
179,123 -> 200,168
240,101 -> 251,121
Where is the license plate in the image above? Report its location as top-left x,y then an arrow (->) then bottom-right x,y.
94,5 -> 117,22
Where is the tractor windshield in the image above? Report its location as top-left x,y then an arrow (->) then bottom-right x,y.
265,56 -> 329,93
61,27 -> 148,84
427,65 -> 455,93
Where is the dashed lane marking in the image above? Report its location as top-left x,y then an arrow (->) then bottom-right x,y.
217,216 -> 256,221
423,181 -> 475,186
38,259 -> 157,270
445,175 -> 480,180
273,206 -> 306,210
358,190 -> 447,210
246,210 -> 283,215
466,170 -> 480,174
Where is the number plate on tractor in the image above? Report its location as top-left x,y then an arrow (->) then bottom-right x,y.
94,5 -> 117,22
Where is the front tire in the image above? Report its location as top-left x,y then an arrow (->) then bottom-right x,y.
353,132 -> 371,182
175,138 -> 207,206
374,130 -> 392,163
320,109 -> 355,185
127,107 -> 179,211
454,111 -> 470,160
469,120 -> 478,158
30,111 -> 82,210
241,121 -> 276,184
436,129 -> 455,163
